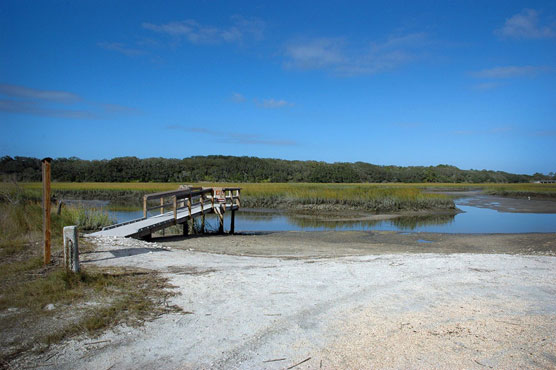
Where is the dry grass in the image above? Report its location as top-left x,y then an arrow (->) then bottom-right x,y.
0,193 -> 180,364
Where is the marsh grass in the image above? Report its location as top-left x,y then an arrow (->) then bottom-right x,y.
63,206 -> 115,230
10,182 -> 556,212
481,183 -> 556,198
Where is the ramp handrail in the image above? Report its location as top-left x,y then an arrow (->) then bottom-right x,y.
142,187 -> 241,221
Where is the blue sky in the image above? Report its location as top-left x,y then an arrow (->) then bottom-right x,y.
1,0 -> 555,174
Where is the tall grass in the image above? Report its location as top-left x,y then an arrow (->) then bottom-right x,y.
62,206 -> 115,230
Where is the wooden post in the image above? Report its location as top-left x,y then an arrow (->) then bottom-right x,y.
230,210 -> 235,235
173,195 -> 177,221
56,200 -> 64,215
183,221 -> 189,236
218,206 -> 224,234
188,194 -> 192,217
63,226 -> 80,273
143,195 -> 147,219
42,158 -> 52,265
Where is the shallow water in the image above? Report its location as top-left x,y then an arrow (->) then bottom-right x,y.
105,196 -> 556,234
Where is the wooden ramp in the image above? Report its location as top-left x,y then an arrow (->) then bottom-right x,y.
88,187 -> 240,239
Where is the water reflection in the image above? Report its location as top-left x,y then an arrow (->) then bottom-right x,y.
275,212 -> 455,231
100,198 -> 556,234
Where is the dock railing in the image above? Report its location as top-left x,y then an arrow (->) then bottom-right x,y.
142,187 -> 241,221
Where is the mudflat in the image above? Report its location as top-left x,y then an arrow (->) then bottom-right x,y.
161,230 -> 556,258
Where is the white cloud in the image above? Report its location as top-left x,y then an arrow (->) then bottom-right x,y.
471,65 -> 546,78
496,9 -> 555,39
142,16 -> 265,45
98,42 -> 145,56
284,33 -> 427,76
285,38 -> 346,69
257,98 -> 292,109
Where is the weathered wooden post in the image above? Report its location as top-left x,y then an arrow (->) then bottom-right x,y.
160,197 -> 165,236
143,195 -> 147,219
42,157 -> 52,265
63,226 -> 80,273
218,204 -> 224,234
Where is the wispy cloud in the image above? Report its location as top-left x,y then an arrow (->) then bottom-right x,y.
231,92 -> 293,109
532,129 -> 556,137
97,42 -> 145,56
453,126 -> 514,136
392,122 -> 422,129
231,92 -> 246,103
284,33 -> 428,76
142,15 -> 264,45
473,81 -> 503,90
166,125 -> 297,146
495,9 -> 555,39
471,65 -> 546,79
0,100 -> 98,119
0,83 -> 81,103
0,83 -> 138,120
256,98 -> 292,109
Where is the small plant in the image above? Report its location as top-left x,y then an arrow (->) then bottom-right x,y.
62,206 -> 115,231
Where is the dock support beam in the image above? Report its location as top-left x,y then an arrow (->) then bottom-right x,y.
183,221 -> 189,236
230,210 -> 235,234
218,210 -> 224,234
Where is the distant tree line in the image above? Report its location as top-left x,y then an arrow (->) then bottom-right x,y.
0,155 -> 553,183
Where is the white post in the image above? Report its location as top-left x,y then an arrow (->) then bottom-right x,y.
63,226 -> 80,273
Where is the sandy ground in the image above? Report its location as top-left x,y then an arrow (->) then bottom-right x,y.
11,232 -> 556,370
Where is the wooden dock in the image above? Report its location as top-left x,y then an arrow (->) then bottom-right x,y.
88,187 -> 240,239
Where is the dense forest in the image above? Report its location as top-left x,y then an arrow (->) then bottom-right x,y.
0,155 -> 553,183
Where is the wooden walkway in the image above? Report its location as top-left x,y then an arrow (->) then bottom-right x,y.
88,187 -> 240,239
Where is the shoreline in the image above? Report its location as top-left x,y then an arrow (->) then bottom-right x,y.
157,230 -> 556,258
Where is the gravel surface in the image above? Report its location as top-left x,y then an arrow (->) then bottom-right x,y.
12,234 -> 556,369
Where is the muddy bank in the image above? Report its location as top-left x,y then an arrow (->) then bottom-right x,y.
159,231 -> 556,258
457,193 -> 556,213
